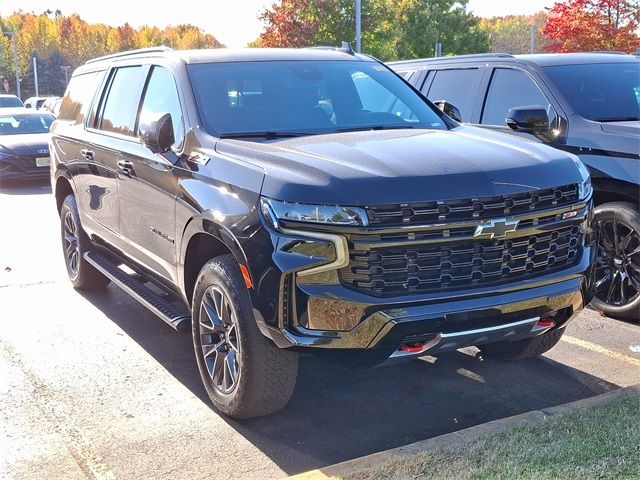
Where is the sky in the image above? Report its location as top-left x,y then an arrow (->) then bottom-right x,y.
0,0 -> 556,48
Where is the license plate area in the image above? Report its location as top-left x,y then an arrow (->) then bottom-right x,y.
36,157 -> 50,167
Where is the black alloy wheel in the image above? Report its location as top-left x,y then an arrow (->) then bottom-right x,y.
592,202 -> 640,321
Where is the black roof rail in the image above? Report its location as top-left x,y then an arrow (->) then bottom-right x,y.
85,46 -> 173,65
585,50 -> 628,55
392,53 -> 514,64
307,42 -> 356,55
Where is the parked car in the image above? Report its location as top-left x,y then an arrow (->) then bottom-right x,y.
51,46 -> 595,418
0,94 -> 24,108
391,53 -> 640,320
24,96 -> 51,109
0,108 -> 53,182
41,96 -> 63,116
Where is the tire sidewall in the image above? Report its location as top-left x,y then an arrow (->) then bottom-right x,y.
60,195 -> 83,284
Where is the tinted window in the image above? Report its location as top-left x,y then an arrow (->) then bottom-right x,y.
0,96 -> 23,108
99,66 -> 145,136
188,60 -> 445,137
544,62 -> 640,121
427,69 -> 480,121
138,66 -> 184,146
481,68 -> 550,126
0,113 -> 54,135
59,71 -> 101,123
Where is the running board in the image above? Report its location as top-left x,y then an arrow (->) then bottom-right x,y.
84,251 -> 191,332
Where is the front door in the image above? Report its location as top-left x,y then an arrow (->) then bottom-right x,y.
116,65 -> 186,284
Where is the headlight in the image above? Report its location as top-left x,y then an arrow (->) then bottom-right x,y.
260,197 -> 369,229
572,157 -> 592,200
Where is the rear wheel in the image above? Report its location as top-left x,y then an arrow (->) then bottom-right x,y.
192,254 -> 298,419
591,202 -> 640,321
477,328 -> 565,360
60,194 -> 110,291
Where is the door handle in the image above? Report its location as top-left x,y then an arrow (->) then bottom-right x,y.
117,159 -> 134,177
80,149 -> 94,161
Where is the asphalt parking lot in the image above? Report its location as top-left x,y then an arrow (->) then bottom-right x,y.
1,181 -> 639,480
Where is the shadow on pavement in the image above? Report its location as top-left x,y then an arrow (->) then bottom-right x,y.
80,286 -> 619,475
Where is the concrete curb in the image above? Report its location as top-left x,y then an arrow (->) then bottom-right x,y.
287,384 -> 640,480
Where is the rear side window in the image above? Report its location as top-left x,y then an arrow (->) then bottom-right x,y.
481,68 -> 550,126
97,66 -> 146,136
58,71 -> 101,123
427,68 -> 481,121
138,66 -> 185,147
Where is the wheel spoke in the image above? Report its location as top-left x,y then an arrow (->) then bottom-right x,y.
211,348 -> 226,383
620,228 -> 635,252
606,272 -> 619,303
594,272 -> 612,291
201,294 -> 226,332
619,273 -> 627,304
225,350 -> 238,389
612,220 -> 621,254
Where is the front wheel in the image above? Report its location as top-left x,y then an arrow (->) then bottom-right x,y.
591,202 -> 640,321
477,328 -> 565,360
192,254 -> 298,419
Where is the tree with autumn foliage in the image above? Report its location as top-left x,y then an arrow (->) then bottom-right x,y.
0,11 -> 225,98
255,0 -> 489,61
543,0 -> 640,52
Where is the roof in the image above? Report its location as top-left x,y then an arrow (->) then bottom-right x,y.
0,107 -> 53,116
390,52 -> 638,68
85,46 -> 374,66
0,94 -> 20,98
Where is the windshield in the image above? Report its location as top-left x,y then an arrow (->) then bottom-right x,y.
0,97 -> 24,108
544,62 -> 640,122
187,60 -> 446,137
0,113 -> 54,135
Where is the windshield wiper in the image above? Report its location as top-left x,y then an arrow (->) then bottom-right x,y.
336,124 -> 416,133
594,116 -> 640,122
219,131 -> 310,139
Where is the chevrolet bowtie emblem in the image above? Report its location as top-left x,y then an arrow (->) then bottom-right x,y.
473,218 -> 519,239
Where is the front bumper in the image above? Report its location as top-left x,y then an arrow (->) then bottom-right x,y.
250,201 -> 595,363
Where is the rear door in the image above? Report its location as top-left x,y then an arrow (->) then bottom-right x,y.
422,67 -> 485,123
80,64 -> 148,245
116,64 -> 186,284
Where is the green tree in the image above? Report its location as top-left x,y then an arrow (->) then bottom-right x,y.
480,12 -> 549,54
396,0 -> 490,58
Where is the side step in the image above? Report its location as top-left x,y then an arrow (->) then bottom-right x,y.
84,251 -> 191,332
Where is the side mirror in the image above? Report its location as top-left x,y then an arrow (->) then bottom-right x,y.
25,104 -> 32,109
433,100 -> 462,123
139,112 -> 174,154
506,106 -> 549,133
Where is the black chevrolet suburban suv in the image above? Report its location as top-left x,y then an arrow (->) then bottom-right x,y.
391,53 -> 640,320
51,47 -> 595,418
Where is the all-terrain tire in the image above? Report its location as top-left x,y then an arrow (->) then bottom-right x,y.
60,194 -> 110,291
192,254 -> 298,419
477,328 -> 565,360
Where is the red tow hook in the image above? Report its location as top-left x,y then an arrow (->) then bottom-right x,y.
536,317 -> 556,328
400,342 -> 425,353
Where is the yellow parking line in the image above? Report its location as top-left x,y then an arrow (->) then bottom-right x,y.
562,335 -> 640,368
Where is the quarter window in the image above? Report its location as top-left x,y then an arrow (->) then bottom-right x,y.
481,68 -> 551,126
58,71 -> 102,123
98,66 -> 146,136
138,66 -> 185,147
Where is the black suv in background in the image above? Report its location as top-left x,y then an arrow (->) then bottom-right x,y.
51,47 -> 595,418
391,53 -> 640,320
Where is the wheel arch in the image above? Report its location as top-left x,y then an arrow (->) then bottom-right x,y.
180,216 -> 253,306
592,177 -> 640,210
54,174 -> 75,215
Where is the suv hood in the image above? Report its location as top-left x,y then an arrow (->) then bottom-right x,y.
215,126 -> 584,205
600,120 -> 640,138
0,133 -> 49,155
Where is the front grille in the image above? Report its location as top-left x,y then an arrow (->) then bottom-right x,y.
2,155 -> 40,172
339,224 -> 582,296
366,184 -> 579,226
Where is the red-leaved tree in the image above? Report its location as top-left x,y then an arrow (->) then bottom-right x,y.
543,0 -> 640,52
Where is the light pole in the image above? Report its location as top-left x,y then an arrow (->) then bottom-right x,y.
355,0 -> 361,53
60,65 -> 71,85
2,31 -> 21,100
